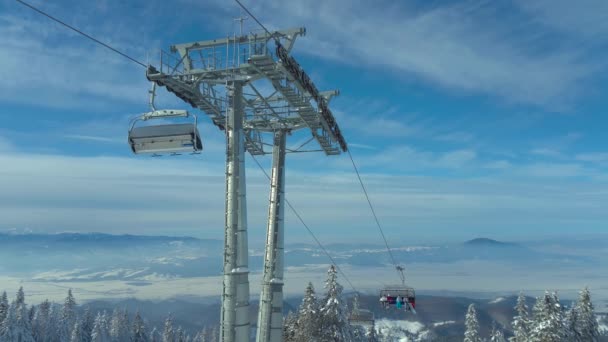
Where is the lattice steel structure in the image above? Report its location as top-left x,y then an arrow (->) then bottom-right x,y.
146,27 -> 347,342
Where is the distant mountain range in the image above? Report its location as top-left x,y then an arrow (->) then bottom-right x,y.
0,232 -> 597,282
463,237 -> 519,247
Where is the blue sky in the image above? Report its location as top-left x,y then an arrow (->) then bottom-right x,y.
1,0 -> 607,245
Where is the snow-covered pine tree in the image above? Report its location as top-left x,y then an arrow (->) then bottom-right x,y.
490,322 -> 506,342
47,303 -> 62,342
0,303 -> 17,342
365,324 -> 378,342
28,305 -> 36,324
32,299 -> 51,342
550,291 -> 566,340
59,289 -> 77,342
318,265 -> 352,341
283,311 -> 297,342
109,307 -> 130,341
175,326 -> 185,342
132,310 -> 148,342
575,287 -> 600,342
510,291 -> 529,342
150,327 -> 160,342
0,287 -> 35,342
70,320 -> 87,342
0,291 -> 8,327
0,292 -> 8,336
464,303 -> 482,342
529,291 -> 565,342
564,304 -> 580,341
16,287 -> 25,306
91,311 -> 111,342
162,315 -> 175,342
192,327 -> 207,342
294,282 -> 319,341
81,306 -> 94,342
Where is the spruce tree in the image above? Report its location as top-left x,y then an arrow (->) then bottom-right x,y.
319,265 -> 352,341
490,321 -> 507,342
162,315 -> 175,342
0,287 -> 35,342
91,311 -> 111,342
283,312 -> 297,342
366,324 -> 378,342
28,306 -> 36,324
70,320 -> 86,342
150,327 -> 160,342
132,310 -> 148,342
175,326 -> 185,342
464,304 -> 482,342
510,292 -> 529,342
81,306 -> 95,342
565,304 -> 581,341
529,291 -> 565,342
48,303 -> 62,342
575,287 -> 600,342
60,289 -> 78,342
32,299 -> 51,342
294,282 -> 319,341
16,287 -> 25,306
109,308 -> 130,341
0,291 -> 8,327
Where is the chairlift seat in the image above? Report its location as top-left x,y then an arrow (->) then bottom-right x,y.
380,285 -> 416,310
129,123 -> 203,154
349,308 -> 375,327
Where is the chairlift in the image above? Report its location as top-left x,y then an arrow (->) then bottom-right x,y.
128,110 -> 203,155
379,266 -> 416,313
349,294 -> 375,328
349,309 -> 375,328
128,83 -> 203,155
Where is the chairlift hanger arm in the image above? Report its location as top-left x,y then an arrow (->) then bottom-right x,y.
396,265 -> 406,285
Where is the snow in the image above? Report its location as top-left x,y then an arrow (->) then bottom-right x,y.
599,323 -> 607,333
489,297 -> 506,304
375,318 -> 425,335
432,320 -> 456,327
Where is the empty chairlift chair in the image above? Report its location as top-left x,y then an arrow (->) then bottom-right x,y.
349,294 -> 375,329
128,109 -> 203,155
349,308 -> 375,329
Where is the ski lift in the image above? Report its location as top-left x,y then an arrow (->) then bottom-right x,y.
379,266 -> 416,313
349,294 -> 375,328
128,83 -> 203,155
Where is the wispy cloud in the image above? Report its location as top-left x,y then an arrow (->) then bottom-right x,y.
0,11 -> 148,109
531,148 -> 563,158
63,134 -> 122,143
576,153 -> 608,164
0,135 -> 15,152
195,0 -> 603,108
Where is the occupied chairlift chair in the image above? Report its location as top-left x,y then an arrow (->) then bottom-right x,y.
379,266 -> 416,314
128,83 -> 203,155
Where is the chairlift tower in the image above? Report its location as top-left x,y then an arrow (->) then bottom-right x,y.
143,26 -> 347,342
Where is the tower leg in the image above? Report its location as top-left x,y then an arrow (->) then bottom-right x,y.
256,130 -> 287,342
221,81 -> 250,342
